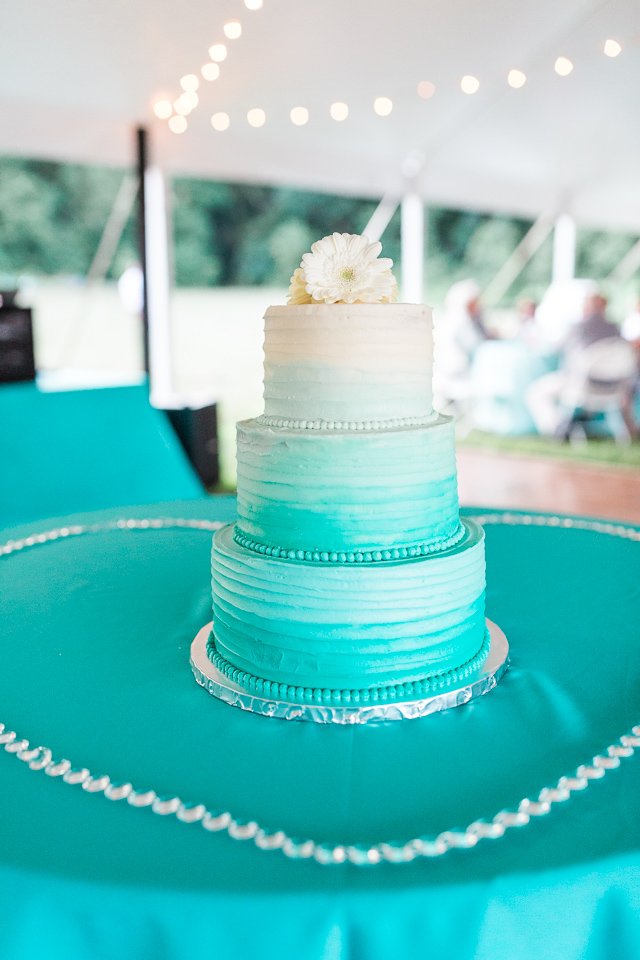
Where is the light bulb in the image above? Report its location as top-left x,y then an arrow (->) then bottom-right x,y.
554,56 -> 573,76
174,97 -> 191,116
460,75 -> 480,94
290,106 -> 309,126
180,74 -> 199,92
417,81 -> 435,99
244,0 -> 263,8
182,91 -> 198,109
247,108 -> 266,127
507,69 -> 527,88
373,96 -> 393,116
201,62 -> 221,81
604,39 -> 622,57
211,112 -> 230,131
330,101 -> 348,121
169,115 -> 187,133
209,43 -> 227,62
224,21 -> 242,39
153,100 -> 172,119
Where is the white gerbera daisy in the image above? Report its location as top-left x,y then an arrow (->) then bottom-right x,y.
287,267 -> 313,304
286,233 -> 397,305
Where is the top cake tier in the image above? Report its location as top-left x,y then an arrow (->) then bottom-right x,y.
262,303 -> 433,425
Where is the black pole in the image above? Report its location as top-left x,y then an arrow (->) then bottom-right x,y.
136,126 -> 150,380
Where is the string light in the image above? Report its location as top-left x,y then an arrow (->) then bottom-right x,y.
209,43 -> 227,62
168,115 -> 187,133
174,97 -> 191,116
182,91 -> 198,109
507,69 -> 527,88
330,101 -> 348,121
211,112 -> 230,131
201,62 -> 220,81
153,100 -> 172,119
554,56 -> 573,75
244,0 -> 263,8
224,21 -> 242,39
604,39 -> 622,57
247,108 -> 266,127
417,81 -> 435,99
461,75 -> 480,94
180,75 -> 199,92
290,106 -> 309,126
373,96 -> 393,116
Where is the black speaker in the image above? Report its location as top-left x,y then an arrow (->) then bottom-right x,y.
0,291 -> 36,384
165,403 -> 220,488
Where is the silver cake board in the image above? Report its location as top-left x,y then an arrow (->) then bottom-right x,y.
190,620 -> 509,724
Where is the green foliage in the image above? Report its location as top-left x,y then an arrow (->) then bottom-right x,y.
0,155 -> 637,309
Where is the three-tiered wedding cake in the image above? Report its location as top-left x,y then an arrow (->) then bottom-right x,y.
207,235 -> 488,704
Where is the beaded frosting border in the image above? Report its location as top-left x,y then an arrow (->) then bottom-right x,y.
233,520 -> 466,564
206,628 -> 490,705
2,512 -> 639,866
255,411 -> 439,431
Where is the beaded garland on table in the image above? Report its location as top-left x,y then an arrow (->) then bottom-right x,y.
232,519 -> 466,564
1,511 -> 640,865
206,628 -> 491,704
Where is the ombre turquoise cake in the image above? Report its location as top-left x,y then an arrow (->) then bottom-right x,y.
208,234 -> 488,704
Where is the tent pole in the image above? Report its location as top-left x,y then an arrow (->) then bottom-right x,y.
401,192 -> 424,303
136,127 -> 150,380
552,213 -> 576,283
144,166 -> 174,405
363,193 -> 400,243
482,213 -> 555,306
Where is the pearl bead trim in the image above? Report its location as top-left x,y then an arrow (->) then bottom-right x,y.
206,628 -> 491,704
232,521 -> 466,563
255,411 -> 438,431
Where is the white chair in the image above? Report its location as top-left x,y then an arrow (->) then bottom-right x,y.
559,337 -> 637,441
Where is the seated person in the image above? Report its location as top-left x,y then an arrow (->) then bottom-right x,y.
525,294 -> 624,437
434,279 -> 491,406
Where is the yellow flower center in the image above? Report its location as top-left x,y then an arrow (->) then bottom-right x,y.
340,267 -> 355,282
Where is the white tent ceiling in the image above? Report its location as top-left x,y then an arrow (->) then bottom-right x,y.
2,0 -> 639,231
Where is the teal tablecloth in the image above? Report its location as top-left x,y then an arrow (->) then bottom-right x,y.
1,498 -> 640,959
0,383 -> 203,527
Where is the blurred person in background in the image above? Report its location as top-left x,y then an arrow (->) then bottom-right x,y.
621,297 -> 640,433
622,297 -> 640,348
514,298 -> 538,346
525,293 -> 626,437
433,279 -> 491,409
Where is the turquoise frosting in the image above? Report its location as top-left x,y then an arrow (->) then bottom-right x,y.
206,627 -> 491,703
211,519 -> 486,691
235,415 -> 459,554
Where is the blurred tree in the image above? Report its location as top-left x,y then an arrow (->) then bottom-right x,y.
0,156 -> 636,312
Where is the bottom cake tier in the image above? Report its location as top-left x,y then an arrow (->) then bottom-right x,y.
209,518 -> 488,701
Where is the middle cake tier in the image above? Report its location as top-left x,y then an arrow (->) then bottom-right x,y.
235,414 -> 461,557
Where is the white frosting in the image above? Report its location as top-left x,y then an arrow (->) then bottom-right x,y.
263,303 -> 433,423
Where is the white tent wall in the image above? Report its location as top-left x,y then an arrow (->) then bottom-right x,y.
1,0 -> 639,232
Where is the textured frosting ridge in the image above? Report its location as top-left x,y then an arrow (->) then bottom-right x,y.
211,519 -> 486,691
263,304 -> 433,423
236,415 -> 460,554
207,627 -> 490,703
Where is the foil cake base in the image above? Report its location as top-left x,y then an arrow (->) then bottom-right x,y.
190,620 -> 509,724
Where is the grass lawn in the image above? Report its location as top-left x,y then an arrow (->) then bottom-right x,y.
458,430 -> 640,468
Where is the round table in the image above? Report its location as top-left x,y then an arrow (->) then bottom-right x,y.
1,498 -> 640,960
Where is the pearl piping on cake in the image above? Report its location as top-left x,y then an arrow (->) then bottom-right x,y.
255,411 -> 439,431
206,629 -> 490,703
232,521 -> 466,563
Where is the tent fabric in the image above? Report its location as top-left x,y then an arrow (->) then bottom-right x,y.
0,383 -> 204,526
0,0 -> 639,230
